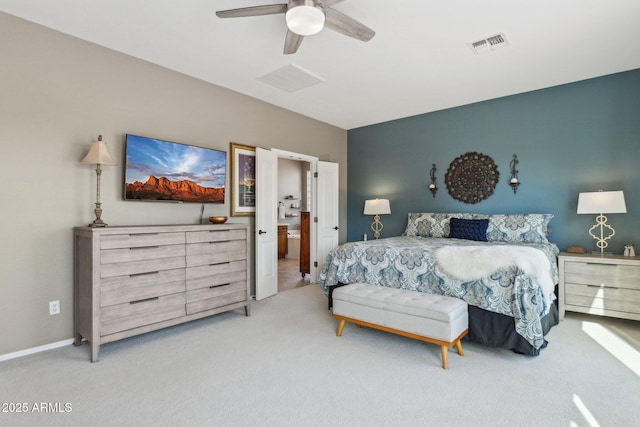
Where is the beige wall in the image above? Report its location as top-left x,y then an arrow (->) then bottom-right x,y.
0,13 -> 347,356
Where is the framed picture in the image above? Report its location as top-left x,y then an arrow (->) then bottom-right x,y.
230,142 -> 256,216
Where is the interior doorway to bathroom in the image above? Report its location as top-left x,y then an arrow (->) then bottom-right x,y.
276,156 -> 311,292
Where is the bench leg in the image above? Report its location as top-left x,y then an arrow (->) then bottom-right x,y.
440,345 -> 449,370
455,340 -> 464,356
336,319 -> 346,336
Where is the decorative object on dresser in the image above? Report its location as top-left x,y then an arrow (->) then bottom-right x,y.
300,211 -> 310,278
576,190 -> 626,254
209,216 -> 228,224
444,151 -> 499,204
558,252 -> 640,321
508,154 -> 520,195
363,198 -> 391,239
428,164 -> 437,198
624,244 -> 636,257
81,135 -> 116,228
74,223 -> 250,362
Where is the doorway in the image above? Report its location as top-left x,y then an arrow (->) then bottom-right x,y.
255,148 -> 338,301
276,156 -> 311,292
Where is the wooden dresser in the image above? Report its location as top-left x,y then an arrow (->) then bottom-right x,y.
558,252 -> 640,321
73,224 -> 250,362
300,212 -> 310,277
278,224 -> 288,258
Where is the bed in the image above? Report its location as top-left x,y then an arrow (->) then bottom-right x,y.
317,212 -> 559,356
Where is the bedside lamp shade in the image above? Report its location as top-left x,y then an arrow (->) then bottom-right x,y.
577,190 -> 626,254
81,136 -> 116,165
363,198 -> 391,216
364,198 -> 391,239
577,191 -> 626,214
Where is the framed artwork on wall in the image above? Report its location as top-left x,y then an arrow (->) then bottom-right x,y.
230,142 -> 256,216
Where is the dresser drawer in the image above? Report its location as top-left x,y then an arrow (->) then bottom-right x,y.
186,260 -> 246,291
564,261 -> 640,290
101,256 -> 186,278
100,232 -> 185,249
101,244 -> 185,265
186,228 -> 246,244
101,269 -> 186,307
100,293 -> 186,336
186,281 -> 247,315
186,240 -> 247,267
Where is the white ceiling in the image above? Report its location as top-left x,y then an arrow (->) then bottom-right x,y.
2,0 -> 639,130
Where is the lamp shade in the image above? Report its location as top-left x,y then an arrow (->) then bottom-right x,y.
81,135 -> 116,165
363,199 -> 391,215
285,3 -> 325,36
577,190 -> 626,214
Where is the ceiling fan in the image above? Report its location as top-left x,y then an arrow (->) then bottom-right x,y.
216,0 -> 375,55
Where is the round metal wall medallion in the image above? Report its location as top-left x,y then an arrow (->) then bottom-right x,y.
445,151 -> 499,204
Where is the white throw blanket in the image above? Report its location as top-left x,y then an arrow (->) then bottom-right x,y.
433,245 -> 555,305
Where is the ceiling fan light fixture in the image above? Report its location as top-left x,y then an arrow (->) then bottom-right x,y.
286,3 -> 325,36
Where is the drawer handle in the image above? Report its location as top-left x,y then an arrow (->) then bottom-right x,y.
130,246 -> 159,250
585,263 -> 618,267
129,233 -> 159,236
209,262 -> 231,267
210,283 -> 231,289
129,271 -> 159,277
130,296 -> 159,304
209,240 -> 230,244
586,284 -> 617,290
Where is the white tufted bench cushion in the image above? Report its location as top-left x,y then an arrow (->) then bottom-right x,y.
332,283 -> 469,369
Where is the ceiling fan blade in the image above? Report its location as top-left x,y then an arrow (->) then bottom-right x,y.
324,7 -> 375,42
216,4 -> 287,18
318,0 -> 345,6
284,30 -> 304,55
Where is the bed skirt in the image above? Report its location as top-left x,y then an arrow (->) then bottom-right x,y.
466,304 -> 558,356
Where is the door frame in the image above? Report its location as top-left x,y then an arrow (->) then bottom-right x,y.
271,148 -> 319,283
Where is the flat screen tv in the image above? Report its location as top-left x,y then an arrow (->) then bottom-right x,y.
124,134 -> 226,203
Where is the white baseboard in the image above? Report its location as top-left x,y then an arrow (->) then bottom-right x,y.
0,338 -> 75,362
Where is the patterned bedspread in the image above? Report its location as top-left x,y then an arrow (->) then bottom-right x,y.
317,236 -> 560,350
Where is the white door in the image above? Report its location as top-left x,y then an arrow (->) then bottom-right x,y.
316,161 -> 339,278
255,148 -> 278,300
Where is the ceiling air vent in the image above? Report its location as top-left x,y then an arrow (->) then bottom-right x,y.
469,33 -> 509,55
257,64 -> 324,93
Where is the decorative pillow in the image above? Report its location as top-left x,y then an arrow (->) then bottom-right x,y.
485,214 -> 553,243
403,213 -> 474,238
448,218 -> 489,241
403,212 -> 491,238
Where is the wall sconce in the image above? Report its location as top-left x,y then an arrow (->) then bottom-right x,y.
363,198 -> 391,239
577,190 -> 626,254
81,135 -> 116,227
509,154 -> 520,194
429,164 -> 437,198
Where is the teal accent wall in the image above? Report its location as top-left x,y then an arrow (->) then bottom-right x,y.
347,69 -> 640,253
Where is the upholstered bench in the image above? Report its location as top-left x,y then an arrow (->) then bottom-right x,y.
332,283 -> 469,369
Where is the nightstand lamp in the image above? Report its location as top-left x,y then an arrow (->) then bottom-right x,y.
577,190 -> 626,254
364,198 -> 391,239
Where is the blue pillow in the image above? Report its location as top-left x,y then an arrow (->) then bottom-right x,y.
448,218 -> 489,242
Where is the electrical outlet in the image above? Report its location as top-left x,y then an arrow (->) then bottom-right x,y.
49,300 -> 60,315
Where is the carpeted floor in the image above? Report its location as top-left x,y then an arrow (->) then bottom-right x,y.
2,284 -> 639,427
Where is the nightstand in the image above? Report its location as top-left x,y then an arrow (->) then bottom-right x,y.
558,252 -> 640,321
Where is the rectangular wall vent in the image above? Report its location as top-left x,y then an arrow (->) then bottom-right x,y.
469,32 -> 509,55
